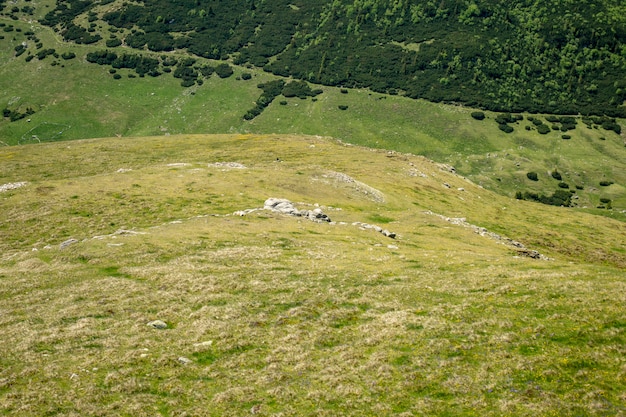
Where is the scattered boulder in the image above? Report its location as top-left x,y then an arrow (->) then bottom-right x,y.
424,211 -> 549,260
177,356 -> 192,365
59,238 -> 79,249
264,198 -> 331,222
0,182 -> 27,192
207,162 -> 246,169
382,229 -> 396,239
352,222 -> 397,239
147,320 -> 168,329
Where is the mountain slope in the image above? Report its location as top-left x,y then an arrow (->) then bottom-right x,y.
1,134 -> 625,415
30,0 -> 626,116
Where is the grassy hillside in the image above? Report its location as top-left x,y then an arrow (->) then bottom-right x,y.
1,14 -> 625,217
1,134 -> 625,416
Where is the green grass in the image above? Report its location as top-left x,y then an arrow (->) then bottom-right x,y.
0,134 -> 625,416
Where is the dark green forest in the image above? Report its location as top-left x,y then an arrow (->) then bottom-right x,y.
13,0 -> 626,116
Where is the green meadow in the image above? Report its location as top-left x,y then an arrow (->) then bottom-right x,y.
0,134 -> 625,416
1,7 -> 626,416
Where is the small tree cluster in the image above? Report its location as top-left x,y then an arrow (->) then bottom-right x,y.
243,80 -> 285,120
494,113 -> 522,133
214,63 -> 233,78
281,80 -> 322,99
526,172 -> 538,181
515,189 -> 572,207
2,107 -> 35,122
470,111 -> 485,120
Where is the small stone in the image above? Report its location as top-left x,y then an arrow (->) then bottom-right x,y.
382,230 -> 396,239
177,356 -> 192,365
60,238 -> 79,249
147,320 -> 168,329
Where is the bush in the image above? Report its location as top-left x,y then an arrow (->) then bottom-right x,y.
600,197 -> 612,204
551,170 -> 562,180
282,80 -> 318,98
279,100 -> 287,105
526,172 -> 538,181
241,72 -> 252,80
180,78 -> 195,87
532,118 -> 544,126
215,63 -> 233,78
561,134 -> 571,139
558,182 -> 569,189
113,73 -> 122,79
106,38 -> 122,47
599,180 -> 614,186
61,52 -> 76,60
498,123 -> 514,133
470,111 -> 485,120
340,88 -> 348,94
338,105 -> 349,110
495,113 -> 515,124
537,124 -> 551,134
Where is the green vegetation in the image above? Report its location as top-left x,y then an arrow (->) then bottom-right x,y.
28,0 -> 626,116
526,172 -> 538,182
0,134 -> 625,416
1,1 -> 626,414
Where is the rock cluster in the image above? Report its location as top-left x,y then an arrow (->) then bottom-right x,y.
352,222 -> 396,239
0,182 -> 27,192
425,211 -> 549,260
264,198 -> 331,222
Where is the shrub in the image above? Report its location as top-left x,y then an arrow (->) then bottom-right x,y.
340,88 -> 348,94
113,73 -> 122,79
532,118 -> 544,126
470,111 -> 485,120
575,185 -> 583,190
215,63 -> 233,78
180,78 -> 196,87
600,197 -> 612,204
241,72 -> 252,80
561,134 -> 571,139
551,170 -> 562,180
61,52 -> 76,60
279,100 -> 287,105
526,172 -> 538,181
495,113 -> 515,124
498,123 -> 514,133
106,38 -> 122,47
338,105 -> 349,110
525,125 -> 531,131
558,182 -> 569,189
537,124 -> 551,134
599,180 -> 614,186
282,80 -> 318,98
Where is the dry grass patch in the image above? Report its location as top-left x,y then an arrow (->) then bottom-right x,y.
1,134 -> 625,415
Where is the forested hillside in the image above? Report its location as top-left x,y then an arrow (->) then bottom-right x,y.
28,0 -> 626,116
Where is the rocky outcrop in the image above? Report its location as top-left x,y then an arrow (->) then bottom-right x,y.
425,211 -> 550,260
264,198 -> 331,223
352,222 -> 396,239
0,182 -> 27,192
